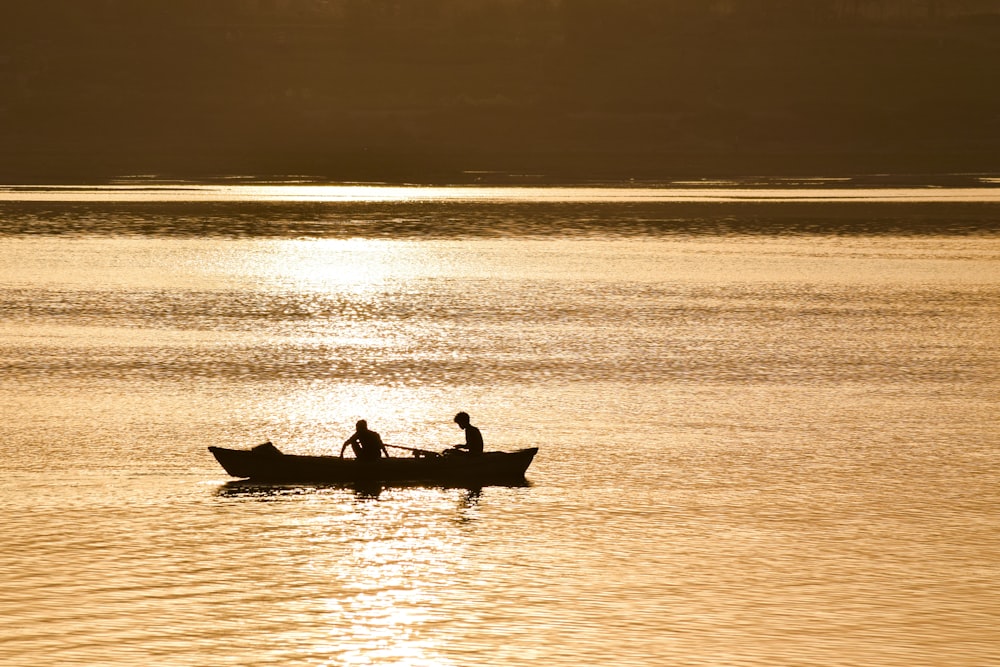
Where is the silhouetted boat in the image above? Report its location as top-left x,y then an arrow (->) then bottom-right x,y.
208,442 -> 538,485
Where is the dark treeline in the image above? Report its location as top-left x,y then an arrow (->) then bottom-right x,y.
1,0 -> 998,182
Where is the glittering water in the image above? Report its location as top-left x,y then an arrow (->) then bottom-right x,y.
1,186 -> 999,666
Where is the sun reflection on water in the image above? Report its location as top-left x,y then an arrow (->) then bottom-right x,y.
2,183 -> 1000,202
276,488 -> 469,667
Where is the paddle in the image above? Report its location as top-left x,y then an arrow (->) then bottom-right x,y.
384,443 -> 441,458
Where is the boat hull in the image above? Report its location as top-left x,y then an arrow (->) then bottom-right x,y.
208,444 -> 538,485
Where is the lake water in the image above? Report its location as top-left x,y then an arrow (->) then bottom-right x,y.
1,183 -> 999,666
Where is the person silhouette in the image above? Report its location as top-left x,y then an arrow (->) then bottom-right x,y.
340,419 -> 389,461
452,412 -> 483,456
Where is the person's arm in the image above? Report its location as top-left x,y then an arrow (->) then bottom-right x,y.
340,433 -> 356,457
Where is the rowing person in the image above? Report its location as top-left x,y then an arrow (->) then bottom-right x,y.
340,419 -> 389,461
451,411 -> 483,456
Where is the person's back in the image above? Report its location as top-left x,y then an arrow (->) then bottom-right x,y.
464,423 -> 483,456
356,428 -> 384,461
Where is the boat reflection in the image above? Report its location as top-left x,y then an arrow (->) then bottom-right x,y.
461,487 -> 482,506
215,478 -> 528,500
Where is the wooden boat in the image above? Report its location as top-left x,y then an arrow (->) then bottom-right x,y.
208,442 -> 538,485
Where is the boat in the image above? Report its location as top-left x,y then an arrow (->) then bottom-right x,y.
208,442 -> 538,485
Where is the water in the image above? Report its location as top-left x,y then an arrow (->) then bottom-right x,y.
1,184 -> 999,666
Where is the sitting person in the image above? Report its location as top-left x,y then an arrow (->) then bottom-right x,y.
451,411 -> 483,456
340,419 -> 389,461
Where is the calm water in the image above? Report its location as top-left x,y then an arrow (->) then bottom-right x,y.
1,185 -> 999,666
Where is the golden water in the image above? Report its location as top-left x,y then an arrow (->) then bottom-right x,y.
1,187 -> 998,665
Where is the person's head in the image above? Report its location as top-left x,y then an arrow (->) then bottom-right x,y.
454,412 -> 470,428
356,419 -> 368,432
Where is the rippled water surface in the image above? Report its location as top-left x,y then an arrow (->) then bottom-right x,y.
1,186 -> 999,666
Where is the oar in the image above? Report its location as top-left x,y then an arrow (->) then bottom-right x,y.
384,443 -> 441,458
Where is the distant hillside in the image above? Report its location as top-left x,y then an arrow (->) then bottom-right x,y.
1,0 -> 998,182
